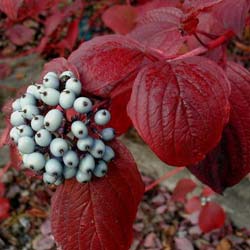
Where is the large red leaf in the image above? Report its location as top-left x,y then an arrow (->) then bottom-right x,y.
51,140 -> 144,250
0,0 -> 23,20
102,5 -> 137,35
0,198 -> 10,220
68,35 -> 146,97
128,56 -> 231,166
188,62 -> 250,193
199,202 -> 225,233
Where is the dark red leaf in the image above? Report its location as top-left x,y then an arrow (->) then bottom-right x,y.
68,35 -> 146,97
189,62 -> 250,193
199,202 -> 225,233
0,0 -> 23,20
44,13 -> 65,36
212,0 -> 250,35
0,183 -> 5,197
128,57 -> 231,166
39,57 -> 80,81
6,24 -> 35,46
185,196 -> 202,213
0,198 -> 10,220
0,64 -> 12,80
102,5 -> 137,35
51,140 -> 144,250
172,178 -> 197,202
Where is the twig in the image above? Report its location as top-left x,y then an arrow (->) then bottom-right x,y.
145,167 -> 185,193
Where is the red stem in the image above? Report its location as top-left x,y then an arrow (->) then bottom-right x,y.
145,167 -> 185,193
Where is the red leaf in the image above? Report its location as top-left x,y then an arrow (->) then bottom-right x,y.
185,196 -> 202,213
44,13 -> 65,36
102,5 -> 137,35
10,145 -> 22,170
51,140 -> 144,250
39,57 -> 79,81
0,198 -> 10,220
127,57 -> 231,166
183,0 -> 223,12
6,24 -> 35,46
188,62 -> 250,193
0,122 -> 11,148
212,0 -> 250,35
0,0 -> 23,20
68,35 -> 146,97
0,64 -> 12,80
172,178 -> 197,202
199,202 -> 225,233
202,187 -> 215,197
0,183 -> 5,197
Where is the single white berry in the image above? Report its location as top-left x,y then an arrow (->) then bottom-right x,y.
94,109 -> 111,125
59,89 -> 76,109
43,75 -> 60,89
18,136 -> 35,154
43,172 -> 57,184
16,125 -> 33,137
35,129 -> 52,147
93,160 -> 108,177
79,154 -> 95,173
22,105 -> 39,120
22,154 -> 30,167
10,111 -> 26,126
50,138 -> 68,157
45,158 -> 63,175
71,121 -> 88,139
40,88 -> 60,106
63,166 -> 77,179
31,115 -> 44,131
77,136 -> 94,151
65,78 -> 82,95
12,99 -> 21,111
44,71 -> 58,79
44,109 -> 63,132
90,139 -> 105,158
76,170 -> 92,183
63,150 -> 79,168
20,93 -> 36,107
27,152 -> 46,171
73,97 -> 92,114
34,84 -> 45,99
59,71 -> 75,79
27,85 -> 40,99
103,146 -> 115,162
101,128 -> 115,141
9,127 -> 20,143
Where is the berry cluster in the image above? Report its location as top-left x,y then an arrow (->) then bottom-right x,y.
9,71 -> 116,185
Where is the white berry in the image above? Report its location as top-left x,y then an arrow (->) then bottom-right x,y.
27,85 -> 40,99
43,172 -> 57,184
59,89 -> 76,109
27,152 -> 46,171
101,128 -> 115,141
31,115 -> 44,131
44,109 -> 63,132
76,170 -> 92,183
94,109 -> 111,125
20,93 -> 36,107
43,75 -> 59,89
64,166 -> 77,179
54,177 -> 64,186
73,97 -> 92,114
103,146 -> 115,162
93,160 -> 108,177
50,138 -> 68,157
12,99 -> 21,111
40,88 -> 60,106
17,125 -> 33,137
9,127 -> 20,143
71,121 -> 88,139
22,154 -> 30,167
35,129 -> 52,147
10,111 -> 26,126
77,136 -> 94,151
90,139 -> 105,158
22,105 -> 39,120
18,136 -> 35,154
44,71 -> 58,79
45,158 -> 63,175
79,154 -> 95,173
65,78 -> 82,96
59,71 -> 75,79
63,150 -> 79,168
